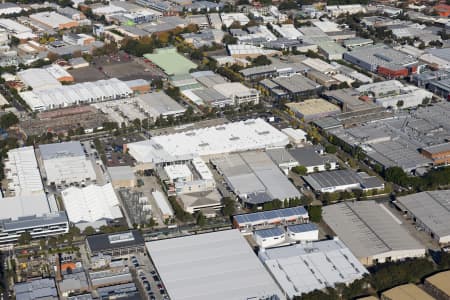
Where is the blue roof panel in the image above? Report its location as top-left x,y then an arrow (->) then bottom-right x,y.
254,227 -> 284,238
233,206 -> 308,225
288,223 -> 318,233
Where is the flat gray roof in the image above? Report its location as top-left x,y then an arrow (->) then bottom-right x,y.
15,278 -> 58,300
259,239 -> 368,298
138,91 -> 186,116
272,74 -> 320,93
422,142 -> 450,154
323,201 -> 425,259
266,148 -> 297,165
2,211 -> 67,231
302,169 -> 383,191
192,88 -> 228,103
195,74 -> 227,88
289,146 -> 330,167
145,230 -> 283,300
397,190 -> 450,241
40,141 -> 84,160
211,151 -> 301,202
108,166 -> 135,181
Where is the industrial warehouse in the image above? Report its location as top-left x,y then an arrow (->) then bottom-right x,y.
39,141 -> 96,186
0,194 -> 69,243
323,201 -> 426,265
20,78 -> 133,111
259,239 -> 368,298
232,207 -> 309,232
211,151 -> 301,206
61,183 -> 124,230
326,102 -> 450,172
396,190 -> 450,244
145,230 -> 283,300
302,169 -> 384,193
5,146 -> 44,196
0,1 -> 450,299
126,118 -> 289,165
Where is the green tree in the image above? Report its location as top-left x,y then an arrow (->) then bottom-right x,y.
325,144 -> 337,154
69,226 -> 81,236
222,197 -> 236,216
148,218 -> 157,228
229,21 -> 242,29
396,100 -> 404,108
83,226 -> 96,236
165,87 -> 181,99
272,199 -> 283,209
292,165 -> 307,176
252,55 -> 272,66
222,34 -> 237,45
308,205 -> 322,222
295,288 -> 338,300
17,232 -> 32,245
439,251 -> 450,269
0,112 -> 19,129
75,127 -> 85,135
196,211 -> 206,227
353,189 -> 363,200
370,258 -> 434,291
279,0 -> 298,10
384,166 -> 408,185
168,196 -> 192,222
151,78 -> 163,89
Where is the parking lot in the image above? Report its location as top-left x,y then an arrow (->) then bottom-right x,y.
131,252 -> 168,300
81,141 -> 109,185
68,67 -> 107,83
95,54 -> 165,81
69,53 -> 166,83
96,134 -> 144,167
384,201 -> 440,251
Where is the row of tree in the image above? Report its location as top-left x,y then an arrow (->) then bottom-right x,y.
384,166 -> 450,191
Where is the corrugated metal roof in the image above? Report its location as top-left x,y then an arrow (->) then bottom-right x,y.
145,230 -> 283,300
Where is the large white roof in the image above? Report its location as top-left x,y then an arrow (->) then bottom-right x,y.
152,190 -> 174,217
127,118 -> 289,164
220,13 -> 249,27
0,193 -> 52,221
5,146 -> 44,196
136,91 -> 186,118
164,164 -> 192,181
212,82 -> 257,98
146,229 -> 283,300
312,20 -> 342,33
20,78 -> 132,111
259,239 -> 368,298
40,142 -> 96,184
30,11 -> 74,28
272,24 -> 303,40
44,64 -> 73,80
17,68 -> 62,91
0,18 -> 32,34
61,183 -> 123,224
191,157 -> 213,180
